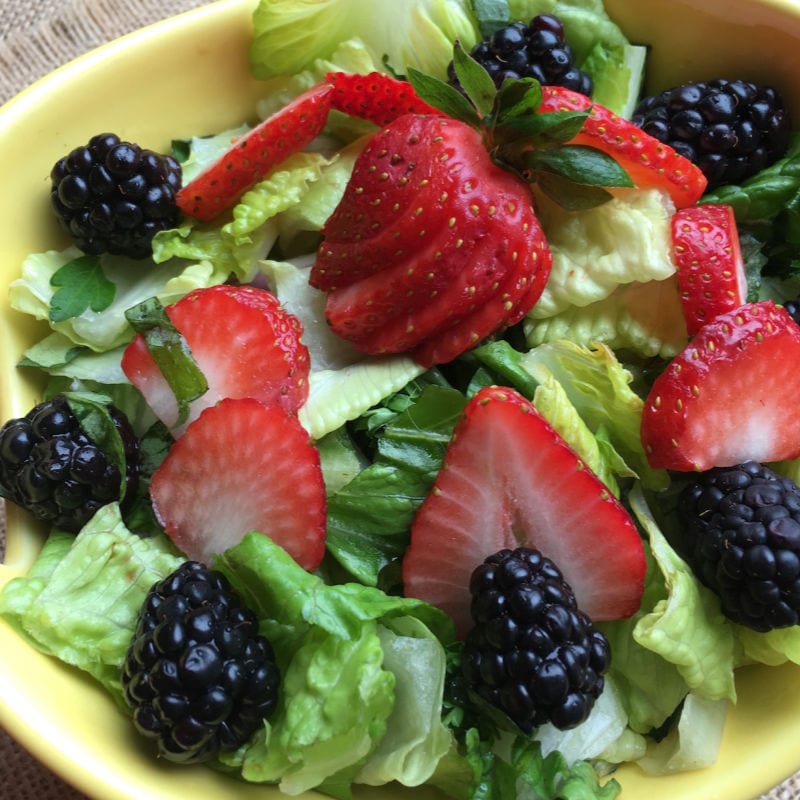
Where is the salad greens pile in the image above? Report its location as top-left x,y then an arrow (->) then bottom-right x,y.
5,0 -> 800,798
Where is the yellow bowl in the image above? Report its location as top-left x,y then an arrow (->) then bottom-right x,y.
1,0 -> 800,798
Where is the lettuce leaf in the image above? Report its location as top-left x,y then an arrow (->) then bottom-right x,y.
529,188 -> 677,319
9,248 -> 222,352
250,0 -> 479,80
0,504 -> 182,700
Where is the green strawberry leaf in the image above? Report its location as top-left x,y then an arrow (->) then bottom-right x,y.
493,78 -> 543,124
124,297 -> 208,425
500,108 -> 590,146
406,66 -> 481,127
49,255 -> 116,323
452,41 -> 497,118
63,390 -> 129,501
534,170 -> 615,211
526,145 -> 634,188
472,0 -> 511,37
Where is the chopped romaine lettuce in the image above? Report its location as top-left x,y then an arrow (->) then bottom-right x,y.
250,0 -> 479,80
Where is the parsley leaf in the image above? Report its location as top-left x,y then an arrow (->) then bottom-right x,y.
49,255 -> 116,323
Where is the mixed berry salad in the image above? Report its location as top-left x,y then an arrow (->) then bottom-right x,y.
3,0 -> 800,797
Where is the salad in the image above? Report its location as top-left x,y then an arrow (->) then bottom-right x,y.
2,0 -> 800,798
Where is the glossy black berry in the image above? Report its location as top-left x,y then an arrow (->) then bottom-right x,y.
447,13 -> 592,95
461,547 -> 609,733
677,461 -> 800,631
122,561 -> 280,763
0,395 -> 139,533
50,133 -> 182,259
632,79 -> 791,190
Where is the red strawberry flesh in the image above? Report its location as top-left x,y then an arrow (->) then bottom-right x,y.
176,83 -> 334,222
671,203 -> 747,335
539,86 -> 708,209
121,284 -> 309,435
403,386 -> 646,637
150,397 -> 326,571
642,300 -> 800,470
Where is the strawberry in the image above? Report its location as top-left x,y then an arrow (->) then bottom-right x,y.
309,114 -> 552,364
402,386 -> 646,637
176,83 -> 334,222
150,397 -> 326,570
641,300 -> 800,471
538,86 -> 708,209
121,284 -> 309,435
325,71 -> 440,127
670,203 -> 748,335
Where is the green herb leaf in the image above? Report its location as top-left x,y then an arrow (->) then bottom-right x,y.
49,255 -> 116,323
406,66 -> 481,127
452,41 -> 497,118
64,391 -> 129,501
494,78 -> 543,124
124,297 -> 208,425
528,145 -> 634,188
472,0 -> 511,37
534,170 -> 614,211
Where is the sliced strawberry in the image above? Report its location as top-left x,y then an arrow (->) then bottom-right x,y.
176,83 -> 334,222
641,300 -> 800,470
121,284 -> 309,435
325,71 -> 440,128
311,114 -> 551,364
150,397 -> 326,570
671,203 -> 748,335
403,386 -> 646,637
539,86 -> 707,209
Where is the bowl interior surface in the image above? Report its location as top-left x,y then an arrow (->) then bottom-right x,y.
1,0 -> 800,798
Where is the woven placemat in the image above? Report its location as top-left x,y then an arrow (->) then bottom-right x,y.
0,0 -> 799,798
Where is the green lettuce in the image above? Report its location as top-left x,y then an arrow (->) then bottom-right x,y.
215,532 -> 456,794
518,339 -> 668,490
529,188 -> 677,319
249,0 -> 479,80
9,248 -> 222,352
0,504 -> 182,699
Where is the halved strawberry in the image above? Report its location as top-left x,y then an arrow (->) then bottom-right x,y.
402,386 -> 646,637
641,300 -> 800,471
671,203 -> 748,335
121,284 -> 309,435
176,83 -> 334,222
150,397 -> 326,570
310,114 -> 551,364
325,71 -> 440,127
539,86 -> 707,209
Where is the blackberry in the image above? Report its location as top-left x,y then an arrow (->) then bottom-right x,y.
677,461 -> 800,631
461,547 -> 610,733
783,295 -> 800,326
448,14 -> 592,95
632,79 -> 791,190
0,395 -> 139,533
50,132 -> 182,259
122,561 -> 280,763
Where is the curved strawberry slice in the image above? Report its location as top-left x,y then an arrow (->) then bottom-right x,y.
671,203 -> 747,335
177,83 -> 334,222
325,71 -> 440,127
403,386 -> 646,637
151,397 -> 326,571
539,86 -> 707,209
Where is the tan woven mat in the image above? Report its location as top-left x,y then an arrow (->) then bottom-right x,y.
0,0 -> 799,797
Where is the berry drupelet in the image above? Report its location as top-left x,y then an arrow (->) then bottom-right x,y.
0,395 -> 139,533
122,561 -> 280,763
678,461 -> 800,631
448,14 -> 593,95
461,547 -> 610,733
50,132 -> 183,259
632,79 -> 791,190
